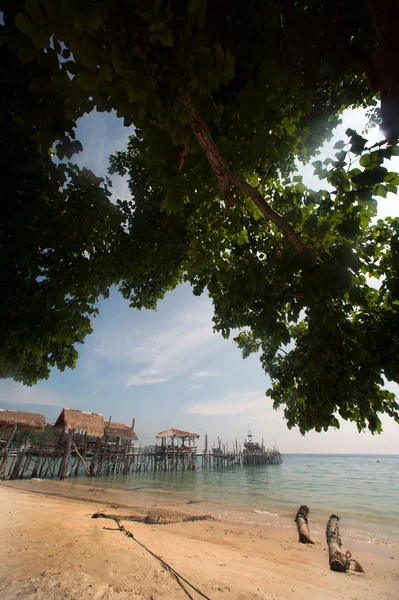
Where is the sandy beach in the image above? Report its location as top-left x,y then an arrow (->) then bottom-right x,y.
1,481 -> 398,600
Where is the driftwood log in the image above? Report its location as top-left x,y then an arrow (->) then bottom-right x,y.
295,505 -> 314,544
326,514 -> 365,573
92,512 -> 213,525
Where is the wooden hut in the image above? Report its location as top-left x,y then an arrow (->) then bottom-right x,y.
53,409 -> 105,478
0,409 -> 46,480
155,428 -> 200,471
54,409 -> 105,437
156,428 -> 200,445
97,420 -> 138,476
105,422 -> 138,441
0,409 -> 45,432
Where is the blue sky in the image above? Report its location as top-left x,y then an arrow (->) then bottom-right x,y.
1,108 -> 398,454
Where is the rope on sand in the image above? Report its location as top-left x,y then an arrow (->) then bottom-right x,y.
94,513 -> 212,600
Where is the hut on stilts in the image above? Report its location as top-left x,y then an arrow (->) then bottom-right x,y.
100,419 -> 138,476
154,428 -> 200,471
0,407 -> 282,479
53,409 -> 106,479
0,409 -> 46,480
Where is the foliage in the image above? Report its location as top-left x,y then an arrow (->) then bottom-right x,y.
114,130 -> 399,434
29,423 -> 59,445
0,34 -> 122,384
0,1 -> 398,432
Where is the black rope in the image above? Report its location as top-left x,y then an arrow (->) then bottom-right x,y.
97,514 -> 212,600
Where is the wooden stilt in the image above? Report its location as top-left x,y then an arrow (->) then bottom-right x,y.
60,430 -> 74,479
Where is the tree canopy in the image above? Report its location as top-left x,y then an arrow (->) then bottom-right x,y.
0,0 -> 398,434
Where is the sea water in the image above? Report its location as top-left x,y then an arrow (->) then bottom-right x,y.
69,454 -> 399,548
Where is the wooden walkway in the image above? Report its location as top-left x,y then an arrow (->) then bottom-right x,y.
0,439 -> 282,480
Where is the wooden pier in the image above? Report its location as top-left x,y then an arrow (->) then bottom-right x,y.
0,409 -> 282,481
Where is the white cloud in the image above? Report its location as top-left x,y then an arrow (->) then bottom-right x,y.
0,380 -> 67,408
126,369 -> 169,386
189,384 -> 203,392
186,391 -> 268,416
192,370 -> 217,380
91,301 -> 225,387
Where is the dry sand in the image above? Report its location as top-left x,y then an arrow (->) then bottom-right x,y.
0,482 -> 398,600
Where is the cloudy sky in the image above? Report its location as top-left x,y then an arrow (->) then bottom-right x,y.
1,108 -> 398,454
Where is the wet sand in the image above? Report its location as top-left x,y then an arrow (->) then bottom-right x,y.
1,481 -> 398,599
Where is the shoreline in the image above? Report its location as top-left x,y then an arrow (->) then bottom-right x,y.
3,477 -> 398,551
1,482 -> 398,599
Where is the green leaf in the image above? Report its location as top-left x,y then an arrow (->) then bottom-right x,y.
376,184 -> 387,198
224,49 -> 235,80
76,71 -> 98,91
135,10 -> 153,22
214,41 -> 224,64
112,57 -> 127,76
384,172 -> 399,185
237,229 -> 249,246
333,140 -> 345,150
128,87 -> 138,103
295,182 -> 307,193
385,183 -> 398,194
25,0 -> 46,24
15,12 -> 35,38
156,31 -> 174,47
131,46 -> 146,61
334,150 -> 347,163
359,154 -> 372,168
350,133 -> 367,155
32,33 -> 50,51
345,128 -> 357,137
149,20 -> 165,33
16,46 -> 36,63
312,160 -> 322,172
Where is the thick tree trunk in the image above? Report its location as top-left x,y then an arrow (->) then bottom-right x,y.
326,514 -> 347,571
184,97 -> 310,258
326,514 -> 365,573
295,505 -> 314,544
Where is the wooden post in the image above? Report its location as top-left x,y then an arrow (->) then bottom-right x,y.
90,437 -> 101,476
60,430 -> 74,479
31,448 -> 43,478
295,505 -> 314,544
112,437 -> 120,473
0,424 -> 17,478
10,433 -> 30,480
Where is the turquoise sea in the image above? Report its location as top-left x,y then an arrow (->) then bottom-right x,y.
69,454 -> 399,548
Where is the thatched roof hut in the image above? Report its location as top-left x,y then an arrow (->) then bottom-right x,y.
105,422 -> 138,441
0,409 -> 46,431
156,428 -> 200,439
54,409 -> 105,438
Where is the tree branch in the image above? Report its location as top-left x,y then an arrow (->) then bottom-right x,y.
181,94 -> 310,258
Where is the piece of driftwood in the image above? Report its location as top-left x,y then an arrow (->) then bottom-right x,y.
326,514 -> 365,573
92,512 -> 213,525
294,505 -> 314,544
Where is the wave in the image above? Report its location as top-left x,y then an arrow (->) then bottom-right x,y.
254,509 -> 279,517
